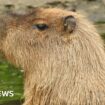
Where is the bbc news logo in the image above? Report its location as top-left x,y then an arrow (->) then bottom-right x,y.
0,91 -> 14,97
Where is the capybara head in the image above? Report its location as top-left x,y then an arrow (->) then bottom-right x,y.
1,8 -> 80,66
0,8 -> 98,67
1,8 -> 105,105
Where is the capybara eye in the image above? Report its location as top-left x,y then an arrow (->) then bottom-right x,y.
32,24 -> 49,31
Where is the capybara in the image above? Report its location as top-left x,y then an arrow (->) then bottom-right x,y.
0,8 -> 105,105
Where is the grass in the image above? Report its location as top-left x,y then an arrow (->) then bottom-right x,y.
0,53 -> 23,105
95,21 -> 105,24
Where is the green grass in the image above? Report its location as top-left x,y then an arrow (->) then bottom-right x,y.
0,54 -> 23,105
95,21 -> 105,24
101,33 -> 105,41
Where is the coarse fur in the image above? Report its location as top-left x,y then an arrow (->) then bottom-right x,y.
0,8 -> 105,105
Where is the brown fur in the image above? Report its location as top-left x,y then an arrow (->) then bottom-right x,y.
1,8 -> 105,105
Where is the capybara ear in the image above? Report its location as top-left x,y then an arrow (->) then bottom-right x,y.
63,15 -> 76,33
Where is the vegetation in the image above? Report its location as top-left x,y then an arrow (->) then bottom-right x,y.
0,53 -> 23,105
